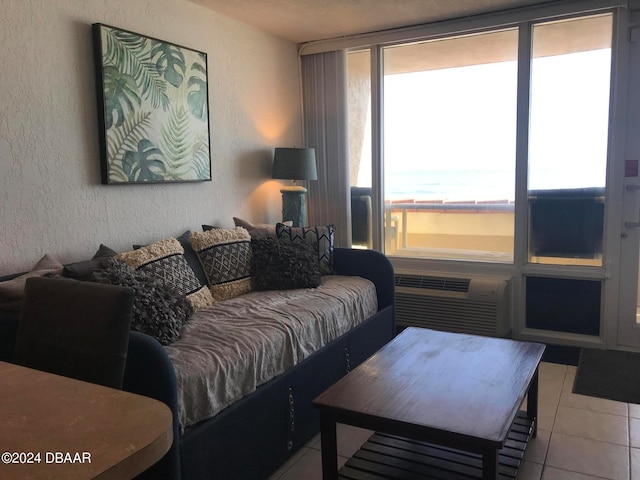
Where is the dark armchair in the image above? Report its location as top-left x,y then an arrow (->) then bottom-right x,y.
13,277 -> 134,389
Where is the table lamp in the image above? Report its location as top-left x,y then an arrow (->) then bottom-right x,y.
272,147 -> 317,227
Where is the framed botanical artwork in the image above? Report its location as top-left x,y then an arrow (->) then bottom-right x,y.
92,23 -> 211,184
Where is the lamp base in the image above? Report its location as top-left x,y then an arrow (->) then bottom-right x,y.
281,187 -> 307,227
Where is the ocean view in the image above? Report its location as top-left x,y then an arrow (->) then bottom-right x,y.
383,169 -> 515,202
380,168 -> 606,203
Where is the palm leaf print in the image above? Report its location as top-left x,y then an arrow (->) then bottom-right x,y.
187,60 -> 208,121
122,139 -> 166,182
103,27 -> 170,111
107,111 -> 153,169
95,24 -> 211,183
191,132 -> 211,179
161,106 -> 192,178
151,41 -> 186,88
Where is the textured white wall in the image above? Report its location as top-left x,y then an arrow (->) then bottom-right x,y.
0,0 -> 302,274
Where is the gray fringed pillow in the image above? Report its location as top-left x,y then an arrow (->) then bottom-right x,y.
251,237 -> 321,291
91,259 -> 193,345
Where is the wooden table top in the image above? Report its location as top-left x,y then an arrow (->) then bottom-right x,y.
313,327 -> 545,448
0,361 -> 173,480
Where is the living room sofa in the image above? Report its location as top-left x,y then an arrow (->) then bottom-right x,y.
0,233 -> 395,480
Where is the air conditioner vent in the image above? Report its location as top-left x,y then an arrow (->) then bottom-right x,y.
394,274 -> 470,293
394,271 -> 511,337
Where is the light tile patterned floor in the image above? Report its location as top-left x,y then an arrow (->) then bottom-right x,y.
269,362 -> 639,480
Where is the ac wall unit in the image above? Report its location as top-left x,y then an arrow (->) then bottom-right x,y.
394,271 -> 511,337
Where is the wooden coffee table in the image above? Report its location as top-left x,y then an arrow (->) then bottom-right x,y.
313,327 -> 545,480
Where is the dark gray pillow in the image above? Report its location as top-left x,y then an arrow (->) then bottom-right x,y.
63,244 -> 118,281
91,259 -> 193,345
251,237 -> 321,291
177,230 -> 209,287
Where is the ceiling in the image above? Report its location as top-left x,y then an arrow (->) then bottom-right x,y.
187,0 -> 562,44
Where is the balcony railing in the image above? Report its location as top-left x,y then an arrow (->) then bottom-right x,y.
384,199 -> 515,253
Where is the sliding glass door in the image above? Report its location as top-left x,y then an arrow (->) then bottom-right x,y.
523,14 -> 612,340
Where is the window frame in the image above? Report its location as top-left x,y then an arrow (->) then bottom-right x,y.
338,0 -> 632,349
344,5 -> 619,276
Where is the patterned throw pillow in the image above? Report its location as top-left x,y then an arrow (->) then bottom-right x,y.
275,223 -> 335,275
251,237 -> 321,291
190,227 -> 252,302
116,237 -> 214,310
134,232 -> 210,288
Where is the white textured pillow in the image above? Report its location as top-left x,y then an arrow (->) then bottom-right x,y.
190,227 -> 252,302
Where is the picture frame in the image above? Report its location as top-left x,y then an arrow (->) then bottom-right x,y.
92,23 -> 212,184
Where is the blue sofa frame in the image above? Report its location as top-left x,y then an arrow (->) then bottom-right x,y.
0,247 -> 395,480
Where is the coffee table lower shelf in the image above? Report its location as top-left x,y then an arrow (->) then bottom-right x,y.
338,412 -> 535,480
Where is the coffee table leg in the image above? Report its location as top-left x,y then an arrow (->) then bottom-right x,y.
482,449 -> 498,480
527,367 -> 539,438
320,415 -> 338,480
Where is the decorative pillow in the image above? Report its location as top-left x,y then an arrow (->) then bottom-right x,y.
190,227 -> 252,302
63,244 -> 118,281
177,231 -> 210,287
233,217 -> 293,238
251,237 -> 321,291
275,223 -> 335,275
116,237 -> 213,310
0,254 -> 64,310
133,232 -> 208,287
91,259 -> 193,345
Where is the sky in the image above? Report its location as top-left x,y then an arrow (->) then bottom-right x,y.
372,48 -> 611,201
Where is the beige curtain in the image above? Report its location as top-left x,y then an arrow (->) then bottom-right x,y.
300,50 -> 350,247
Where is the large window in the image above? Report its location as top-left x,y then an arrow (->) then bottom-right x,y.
348,12 -> 613,265
527,15 -> 611,266
383,29 -> 518,262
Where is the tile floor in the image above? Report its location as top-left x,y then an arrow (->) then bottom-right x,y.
268,361 -> 640,480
